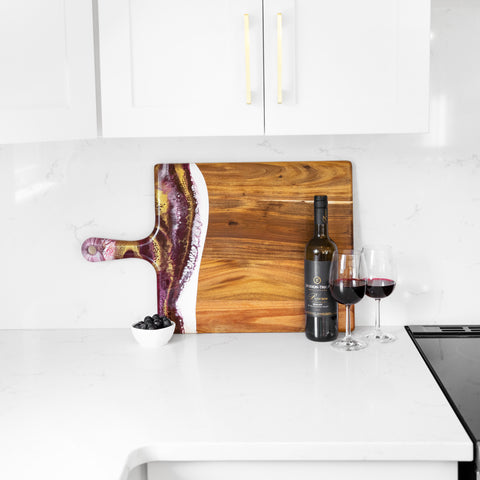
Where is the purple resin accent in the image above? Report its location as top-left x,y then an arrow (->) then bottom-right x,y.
81,164 -> 206,333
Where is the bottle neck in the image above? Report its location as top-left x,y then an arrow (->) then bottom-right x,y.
314,206 -> 328,237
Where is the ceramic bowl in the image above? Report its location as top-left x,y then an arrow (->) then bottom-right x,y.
130,321 -> 175,348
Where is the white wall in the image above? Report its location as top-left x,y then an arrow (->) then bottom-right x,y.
1,0 -> 479,329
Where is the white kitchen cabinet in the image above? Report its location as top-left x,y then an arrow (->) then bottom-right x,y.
0,0 -> 97,144
98,0 -> 430,137
148,461 -> 457,480
98,0 -> 264,137
264,0 -> 431,135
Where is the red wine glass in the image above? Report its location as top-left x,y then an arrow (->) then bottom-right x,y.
329,250 -> 367,351
362,245 -> 397,343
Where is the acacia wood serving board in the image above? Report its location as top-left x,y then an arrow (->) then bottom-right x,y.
195,161 -> 354,333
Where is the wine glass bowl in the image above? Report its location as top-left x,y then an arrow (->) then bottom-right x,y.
362,245 -> 397,343
329,250 -> 367,351
331,278 -> 367,305
365,278 -> 396,299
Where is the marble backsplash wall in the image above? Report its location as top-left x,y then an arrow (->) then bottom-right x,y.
1,0 -> 479,329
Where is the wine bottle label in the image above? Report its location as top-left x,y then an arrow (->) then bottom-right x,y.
304,260 -> 336,317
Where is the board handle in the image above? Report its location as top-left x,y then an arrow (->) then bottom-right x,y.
81,237 -> 146,263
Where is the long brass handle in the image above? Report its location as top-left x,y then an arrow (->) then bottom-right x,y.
277,13 -> 282,104
244,14 -> 252,105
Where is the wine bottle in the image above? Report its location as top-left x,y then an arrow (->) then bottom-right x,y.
304,195 -> 338,341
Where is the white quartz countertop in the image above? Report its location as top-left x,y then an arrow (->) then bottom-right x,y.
0,326 -> 472,479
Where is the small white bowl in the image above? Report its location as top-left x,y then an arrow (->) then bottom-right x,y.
130,322 -> 175,348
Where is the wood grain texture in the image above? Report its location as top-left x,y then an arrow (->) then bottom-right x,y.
196,161 -> 354,333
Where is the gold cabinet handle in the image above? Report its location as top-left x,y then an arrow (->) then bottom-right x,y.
244,14 -> 252,105
277,13 -> 282,104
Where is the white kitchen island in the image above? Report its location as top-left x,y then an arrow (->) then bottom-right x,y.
0,327 -> 472,480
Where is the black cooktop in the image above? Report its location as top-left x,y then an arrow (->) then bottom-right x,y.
406,325 -> 480,477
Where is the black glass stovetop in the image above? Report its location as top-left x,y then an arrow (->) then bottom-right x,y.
406,325 -> 480,473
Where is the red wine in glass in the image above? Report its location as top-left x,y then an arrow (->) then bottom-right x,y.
329,251 -> 367,351
365,278 -> 396,299
362,246 -> 397,343
331,279 -> 366,305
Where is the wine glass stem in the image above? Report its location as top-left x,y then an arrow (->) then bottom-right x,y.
375,299 -> 381,331
345,304 -> 352,339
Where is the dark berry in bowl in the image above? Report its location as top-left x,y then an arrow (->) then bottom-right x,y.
131,315 -> 175,347
132,315 -> 173,330
161,316 -> 172,328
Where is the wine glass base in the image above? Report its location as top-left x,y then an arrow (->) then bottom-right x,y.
364,330 -> 396,343
331,336 -> 367,352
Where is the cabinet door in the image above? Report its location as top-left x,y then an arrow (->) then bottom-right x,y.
263,0 -> 430,135
0,0 -> 96,144
98,0 -> 264,137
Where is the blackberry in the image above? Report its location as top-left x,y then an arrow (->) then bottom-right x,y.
133,314 -> 173,330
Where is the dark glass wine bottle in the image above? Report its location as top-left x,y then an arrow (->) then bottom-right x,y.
304,195 -> 338,342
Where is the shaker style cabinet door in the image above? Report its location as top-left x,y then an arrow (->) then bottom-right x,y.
0,0 -> 96,144
263,0 -> 431,135
98,0 -> 264,137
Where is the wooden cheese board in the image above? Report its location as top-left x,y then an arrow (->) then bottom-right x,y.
195,161 -> 354,333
